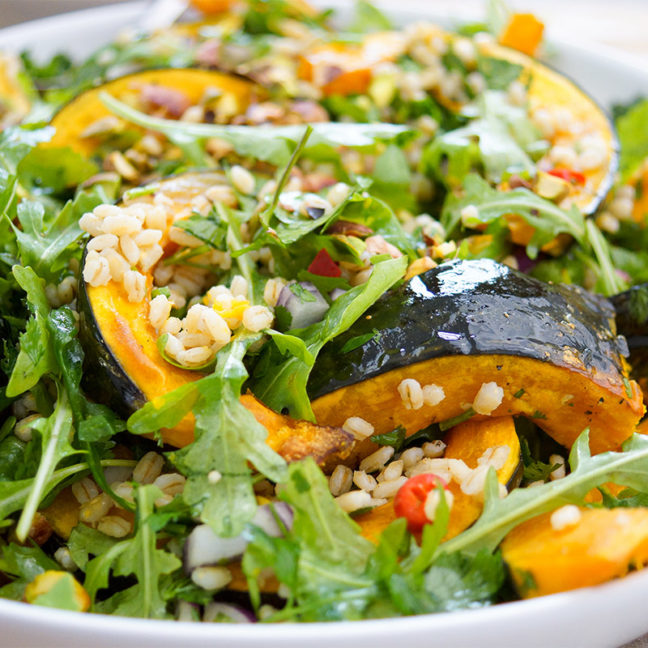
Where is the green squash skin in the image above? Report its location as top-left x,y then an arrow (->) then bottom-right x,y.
77,267 -> 147,419
307,258 -> 629,400
611,284 -> 648,379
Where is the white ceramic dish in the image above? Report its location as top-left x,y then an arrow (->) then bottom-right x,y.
2,3 -> 648,647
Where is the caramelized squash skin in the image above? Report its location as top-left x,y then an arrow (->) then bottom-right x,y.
78,173 -> 354,466
309,260 -> 644,455
47,69 -> 254,156
502,508 -> 648,597
356,417 -> 521,543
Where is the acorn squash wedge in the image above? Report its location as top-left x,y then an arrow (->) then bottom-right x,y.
309,258 -> 644,455
479,41 -> 617,220
78,171 -> 354,466
356,416 -> 522,543
47,68 -> 255,157
501,507 -> 648,597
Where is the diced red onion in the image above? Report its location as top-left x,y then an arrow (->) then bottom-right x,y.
330,288 -> 347,301
183,504 -> 294,574
203,602 -> 256,623
276,281 -> 329,329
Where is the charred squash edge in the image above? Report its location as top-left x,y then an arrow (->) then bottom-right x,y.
307,259 -> 644,454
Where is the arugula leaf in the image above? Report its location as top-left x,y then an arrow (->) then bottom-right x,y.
0,458 -> 134,523
441,430 -> 648,557
128,380 -> 200,438
15,388 -> 79,541
108,485 -> 182,618
251,255 -> 407,419
441,174 -> 585,258
0,125 -> 53,176
348,0 -> 393,32
477,56 -> 523,91
6,265 -> 56,397
594,486 -> 648,509
245,458 -> 375,621
170,335 -> 287,536
17,146 -> 97,194
8,183 -> 109,283
100,93 -> 411,167
585,219 -> 626,295
423,91 -> 543,189
616,98 -> 648,182
0,543 -> 59,601
176,211 -> 227,250
68,524 -> 119,571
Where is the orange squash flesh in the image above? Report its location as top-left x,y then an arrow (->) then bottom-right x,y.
356,416 -> 521,543
311,354 -> 643,456
498,13 -> 545,57
47,68 -> 255,156
502,508 -> 648,597
297,32 -> 406,96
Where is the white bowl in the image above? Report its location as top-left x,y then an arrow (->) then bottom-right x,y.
2,3 -> 648,647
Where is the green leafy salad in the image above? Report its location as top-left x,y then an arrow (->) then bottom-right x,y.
1,0 -> 648,625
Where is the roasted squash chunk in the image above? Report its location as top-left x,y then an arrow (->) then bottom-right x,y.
502,508 -> 648,597
356,417 -> 521,543
309,259 -> 644,454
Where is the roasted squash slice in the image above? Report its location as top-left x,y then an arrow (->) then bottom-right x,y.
78,171 -> 353,465
501,508 -> 648,597
356,416 -> 522,543
479,40 -> 617,219
309,259 -> 644,454
47,68 -> 255,157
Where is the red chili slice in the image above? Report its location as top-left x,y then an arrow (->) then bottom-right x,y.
548,168 -> 586,185
393,473 -> 447,533
307,248 -> 341,277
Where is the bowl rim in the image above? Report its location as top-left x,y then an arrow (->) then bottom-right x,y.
1,1 -> 648,644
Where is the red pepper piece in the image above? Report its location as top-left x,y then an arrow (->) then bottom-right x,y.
393,473 -> 448,533
548,168 -> 586,185
307,248 -> 341,277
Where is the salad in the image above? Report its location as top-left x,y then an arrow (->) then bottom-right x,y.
1,0 -> 648,625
